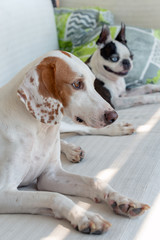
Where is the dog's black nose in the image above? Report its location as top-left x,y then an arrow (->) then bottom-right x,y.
104,111 -> 118,124
122,59 -> 131,70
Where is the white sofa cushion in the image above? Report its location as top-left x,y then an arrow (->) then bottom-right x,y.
0,0 -> 59,87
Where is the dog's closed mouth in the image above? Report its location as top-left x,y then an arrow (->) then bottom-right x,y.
103,65 -> 129,76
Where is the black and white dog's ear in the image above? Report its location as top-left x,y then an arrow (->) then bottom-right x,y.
96,25 -> 112,47
115,22 -> 127,45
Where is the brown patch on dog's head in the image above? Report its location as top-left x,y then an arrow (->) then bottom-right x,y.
37,56 -> 76,107
60,51 -> 71,58
17,54 -> 78,125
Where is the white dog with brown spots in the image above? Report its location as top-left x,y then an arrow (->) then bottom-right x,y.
0,50 -> 149,235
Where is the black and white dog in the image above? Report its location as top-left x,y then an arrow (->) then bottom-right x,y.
86,23 -> 160,109
60,23 -> 160,163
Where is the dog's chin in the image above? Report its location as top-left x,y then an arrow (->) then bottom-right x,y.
103,65 -> 129,76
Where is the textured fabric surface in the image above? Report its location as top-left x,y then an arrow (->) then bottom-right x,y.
60,0 -> 160,29
0,0 -> 58,87
0,103 -> 160,240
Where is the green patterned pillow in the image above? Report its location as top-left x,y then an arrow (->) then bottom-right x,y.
55,7 -> 114,62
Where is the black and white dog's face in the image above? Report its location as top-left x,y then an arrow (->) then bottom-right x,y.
96,23 -> 133,78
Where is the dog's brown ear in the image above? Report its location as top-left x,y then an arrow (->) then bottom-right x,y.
17,57 -> 63,125
96,25 -> 112,46
115,23 -> 127,45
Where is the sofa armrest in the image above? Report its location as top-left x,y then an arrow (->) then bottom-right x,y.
0,0 -> 58,87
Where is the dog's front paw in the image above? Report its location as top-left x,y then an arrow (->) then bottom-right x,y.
69,145 -> 85,163
70,209 -> 111,234
63,143 -> 85,163
115,122 -> 135,135
106,192 -> 150,218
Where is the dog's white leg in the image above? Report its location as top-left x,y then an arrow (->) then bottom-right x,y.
0,189 -> 110,234
0,190 -> 75,216
37,168 -> 150,219
81,123 -> 135,136
125,84 -> 160,97
61,139 -> 85,163
60,121 -> 135,136
113,93 -> 160,109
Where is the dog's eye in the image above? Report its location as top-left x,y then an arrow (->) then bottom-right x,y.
110,55 -> 119,62
72,80 -> 84,90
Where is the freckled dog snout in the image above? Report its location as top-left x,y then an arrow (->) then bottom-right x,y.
104,111 -> 118,124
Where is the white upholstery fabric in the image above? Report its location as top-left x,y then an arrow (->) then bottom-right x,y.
0,0 -> 58,87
